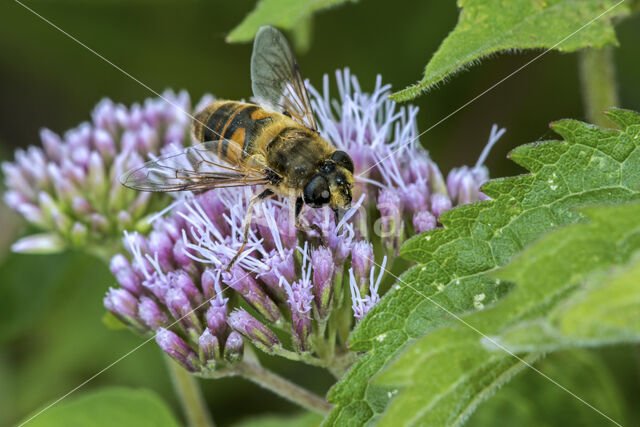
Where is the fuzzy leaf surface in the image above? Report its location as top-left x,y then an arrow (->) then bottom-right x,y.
227,0 -> 356,43
390,0 -> 629,101
491,229 -> 640,354
324,109 -> 640,425
374,201 -> 640,426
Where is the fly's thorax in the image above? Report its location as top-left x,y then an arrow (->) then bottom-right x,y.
264,126 -> 332,188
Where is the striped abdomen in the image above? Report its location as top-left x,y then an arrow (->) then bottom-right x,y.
192,101 -> 274,165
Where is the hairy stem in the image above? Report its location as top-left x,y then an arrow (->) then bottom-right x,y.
271,346 -> 327,368
235,361 -> 333,415
164,356 -> 215,427
578,46 -> 619,127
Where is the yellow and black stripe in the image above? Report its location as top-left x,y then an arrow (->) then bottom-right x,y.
192,101 -> 274,163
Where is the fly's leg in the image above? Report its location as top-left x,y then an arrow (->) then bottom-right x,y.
293,197 -> 325,244
226,188 -> 274,270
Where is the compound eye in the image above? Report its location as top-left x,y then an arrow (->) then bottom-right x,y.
303,174 -> 331,208
330,150 -> 354,173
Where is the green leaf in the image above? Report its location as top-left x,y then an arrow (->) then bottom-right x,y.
19,387 -> 179,427
324,109 -> 640,426
467,349 -> 628,426
372,201 -> 640,426
0,252 -> 75,344
233,411 -> 323,427
491,228 -> 640,353
390,0 -> 630,101
227,0 -> 357,43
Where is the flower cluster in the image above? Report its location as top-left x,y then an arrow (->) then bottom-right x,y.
2,90 -> 211,255
0,60 -> 505,373
102,70 -> 504,373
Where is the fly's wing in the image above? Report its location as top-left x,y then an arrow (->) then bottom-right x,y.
120,141 -> 273,192
251,26 -> 318,132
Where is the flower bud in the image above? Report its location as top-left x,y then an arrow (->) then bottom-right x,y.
413,210 -> 437,233
92,99 -> 117,131
201,268 -> 220,301
70,222 -> 89,247
223,266 -> 280,323
40,128 -> 64,162
446,166 -> 484,205
138,296 -> 168,329
227,309 -> 280,352
164,122 -> 186,145
173,238 -> 194,270
128,104 -> 144,129
71,196 -> 93,216
170,270 -> 201,305
11,233 -> 66,254
377,189 -> 402,230
93,128 -> 115,160
104,288 -> 142,329
258,250 -> 295,297
223,331 -> 244,363
165,287 -> 202,333
311,246 -> 334,318
428,162 -> 448,195
148,230 -> 175,272
5,92 -> 198,254
430,193 -> 452,218
156,328 -> 198,372
351,241 -> 373,280
401,181 -> 429,213
110,254 -> 143,295
198,328 -> 221,364
206,300 -> 228,338
291,311 -> 311,353
377,189 -> 403,251
142,274 -> 169,302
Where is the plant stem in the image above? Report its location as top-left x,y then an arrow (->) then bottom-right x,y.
271,346 -> 327,368
235,361 -> 333,415
578,46 -> 619,127
164,356 -> 215,427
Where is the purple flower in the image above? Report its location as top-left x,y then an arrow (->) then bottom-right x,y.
446,125 -> 504,205
280,244 -> 314,351
96,71 -> 501,372
227,308 -> 280,352
377,189 -> 404,252
351,241 -> 373,281
349,256 -> 387,321
223,331 -> 244,363
413,211 -> 437,233
311,246 -> 335,319
104,288 -> 140,326
430,193 -> 452,219
198,328 -> 221,365
156,328 -> 199,372
223,265 -> 281,323
3,91 -> 206,254
138,296 -> 168,329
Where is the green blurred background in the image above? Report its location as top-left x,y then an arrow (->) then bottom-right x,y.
1,1 -> 639,425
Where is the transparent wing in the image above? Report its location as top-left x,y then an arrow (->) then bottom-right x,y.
120,141 -> 272,192
251,26 -> 318,132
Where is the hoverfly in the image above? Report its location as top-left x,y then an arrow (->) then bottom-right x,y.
120,26 -> 355,267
